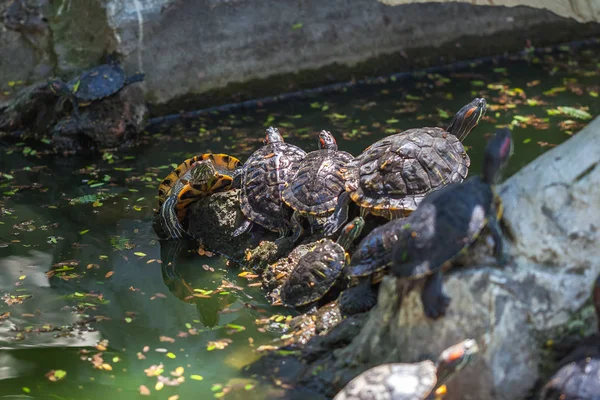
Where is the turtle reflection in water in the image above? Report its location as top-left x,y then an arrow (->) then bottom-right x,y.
334,339 -> 479,400
540,273 -> 600,400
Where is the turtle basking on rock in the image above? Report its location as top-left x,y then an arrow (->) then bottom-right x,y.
539,273 -> 600,400
280,217 -> 364,310
155,153 -> 241,240
390,127 -> 513,319
324,98 -> 486,237
233,127 -> 307,243
48,57 -> 145,119
333,339 -> 479,400
281,130 -> 354,243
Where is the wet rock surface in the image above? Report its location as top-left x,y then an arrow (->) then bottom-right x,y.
239,117 -> 600,399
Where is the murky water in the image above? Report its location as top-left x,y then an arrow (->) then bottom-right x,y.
1,45 -> 599,399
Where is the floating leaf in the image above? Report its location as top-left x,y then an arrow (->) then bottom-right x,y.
191,375 -> 204,381
291,23 -> 303,30
555,106 -> 592,120
134,252 -> 147,257
167,352 -> 176,359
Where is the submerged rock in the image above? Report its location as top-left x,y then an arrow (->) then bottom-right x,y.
245,117 -> 600,399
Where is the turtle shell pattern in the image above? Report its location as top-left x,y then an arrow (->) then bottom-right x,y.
540,358 -> 600,400
68,64 -> 127,102
345,127 -> 470,217
282,149 -> 354,216
345,216 -> 409,280
393,175 -> 495,280
157,153 -> 241,210
238,141 -> 307,232
333,361 -> 437,400
280,239 -> 345,307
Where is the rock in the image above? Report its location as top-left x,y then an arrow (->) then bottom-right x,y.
0,80 -> 57,133
50,85 -> 147,154
247,117 -> 600,400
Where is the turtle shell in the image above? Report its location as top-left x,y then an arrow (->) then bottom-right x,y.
392,176 -> 495,280
280,239 -> 345,307
238,141 -> 307,232
282,149 -> 354,216
68,64 -> 127,102
157,153 -> 241,209
540,358 -> 600,400
345,127 -> 470,217
345,216 -> 409,279
333,360 -> 437,400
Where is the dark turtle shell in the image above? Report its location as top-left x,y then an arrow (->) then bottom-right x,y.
68,63 -> 143,101
238,130 -> 307,233
345,216 -> 409,280
282,146 -> 354,216
391,175 -> 497,281
333,360 -> 437,400
280,239 -> 346,307
540,357 -> 600,400
344,127 -> 470,217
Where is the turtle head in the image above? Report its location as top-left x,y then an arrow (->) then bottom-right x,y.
336,217 -> 365,250
189,159 -> 218,187
435,339 -> 479,389
482,128 -> 513,185
47,79 -> 69,96
264,127 -> 284,145
447,98 -> 487,141
318,130 -> 338,151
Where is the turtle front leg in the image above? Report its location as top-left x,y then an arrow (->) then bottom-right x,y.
289,211 -> 304,244
232,218 -> 253,237
323,191 -> 351,236
421,270 -> 451,320
69,97 -> 81,120
488,215 -> 506,267
274,227 -> 290,247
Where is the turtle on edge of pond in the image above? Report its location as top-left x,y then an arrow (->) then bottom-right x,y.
280,216 -> 365,310
539,273 -> 600,400
390,127 -> 514,319
324,97 -> 487,237
333,338 -> 479,400
155,153 -> 241,240
233,126 -> 307,244
281,129 -> 354,243
48,57 -> 145,119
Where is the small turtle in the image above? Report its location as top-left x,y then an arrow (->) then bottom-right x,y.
390,128 -> 513,319
282,130 -> 354,243
280,217 -> 365,309
233,127 -> 307,243
334,339 -> 479,400
539,273 -> 600,400
324,98 -> 487,237
157,153 -> 241,239
48,58 -> 145,119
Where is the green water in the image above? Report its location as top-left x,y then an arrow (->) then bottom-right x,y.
0,46 -> 599,399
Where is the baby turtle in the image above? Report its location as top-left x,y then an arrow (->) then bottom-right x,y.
280,217 -> 364,309
390,128 -> 513,319
540,273 -> 600,400
334,339 -> 479,400
48,58 -> 145,118
324,98 -> 486,236
233,127 -> 307,243
157,153 -> 241,239
282,130 -> 354,243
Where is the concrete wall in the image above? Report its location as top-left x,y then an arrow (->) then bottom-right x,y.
1,0 -> 600,114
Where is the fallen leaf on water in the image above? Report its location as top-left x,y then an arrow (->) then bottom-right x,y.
139,385 -> 151,395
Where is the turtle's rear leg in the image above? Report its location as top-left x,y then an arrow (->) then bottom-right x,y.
339,279 -> 378,317
232,218 -> 252,237
289,211 -> 304,244
421,270 -> 451,319
125,73 -> 146,85
488,215 -> 506,266
323,192 -> 351,236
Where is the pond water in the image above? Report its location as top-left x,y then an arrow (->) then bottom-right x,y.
1,44 -> 599,399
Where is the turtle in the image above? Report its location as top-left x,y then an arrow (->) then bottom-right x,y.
539,273 -> 600,400
280,216 -> 365,309
324,97 -> 487,237
389,127 -> 514,319
281,130 -> 354,243
48,57 -> 145,119
233,126 -> 307,243
156,153 -> 241,240
333,338 -> 479,400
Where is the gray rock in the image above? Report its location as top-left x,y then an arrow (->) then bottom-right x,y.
326,117 -> 600,399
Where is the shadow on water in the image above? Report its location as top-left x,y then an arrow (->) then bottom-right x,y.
0,44 -> 599,398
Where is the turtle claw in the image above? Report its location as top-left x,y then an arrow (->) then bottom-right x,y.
423,293 -> 451,320
421,271 -> 451,320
